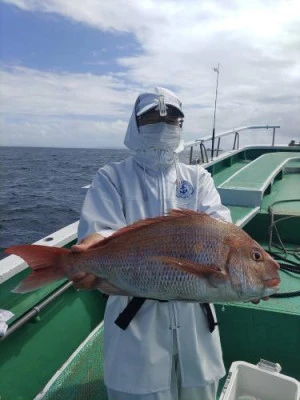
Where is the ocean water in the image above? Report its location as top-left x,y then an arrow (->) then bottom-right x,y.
0,147 -> 132,260
0,146 -> 190,260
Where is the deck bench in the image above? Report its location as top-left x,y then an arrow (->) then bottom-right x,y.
217,152 -> 300,208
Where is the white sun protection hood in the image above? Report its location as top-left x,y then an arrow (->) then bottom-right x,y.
124,87 -> 185,159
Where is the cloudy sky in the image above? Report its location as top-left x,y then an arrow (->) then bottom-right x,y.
1,0 -> 299,149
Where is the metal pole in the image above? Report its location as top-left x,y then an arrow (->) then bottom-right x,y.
189,146 -> 193,164
211,63 -> 220,160
1,281 -> 73,340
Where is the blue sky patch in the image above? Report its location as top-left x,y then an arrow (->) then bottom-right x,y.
0,2 -> 139,74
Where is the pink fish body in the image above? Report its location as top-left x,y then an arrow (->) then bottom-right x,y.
5,209 -> 280,302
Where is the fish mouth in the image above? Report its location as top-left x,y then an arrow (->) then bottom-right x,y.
264,277 -> 281,288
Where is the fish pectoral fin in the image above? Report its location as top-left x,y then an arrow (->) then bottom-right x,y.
151,256 -> 223,277
97,280 -> 130,296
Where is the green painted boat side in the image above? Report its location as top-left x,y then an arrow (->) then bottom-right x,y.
0,287 -> 105,399
0,244 -> 106,399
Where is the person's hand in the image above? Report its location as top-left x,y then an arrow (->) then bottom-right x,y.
70,233 -> 104,290
71,232 -> 104,253
251,296 -> 270,304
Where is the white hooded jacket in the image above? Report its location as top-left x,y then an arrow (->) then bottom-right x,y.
77,88 -> 232,394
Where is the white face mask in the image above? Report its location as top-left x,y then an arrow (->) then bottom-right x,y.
139,122 -> 182,151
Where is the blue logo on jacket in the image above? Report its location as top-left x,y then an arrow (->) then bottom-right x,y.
176,180 -> 194,199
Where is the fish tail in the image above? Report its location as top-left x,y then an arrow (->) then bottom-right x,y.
5,245 -> 70,293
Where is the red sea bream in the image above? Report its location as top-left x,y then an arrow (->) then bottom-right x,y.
5,209 -> 280,302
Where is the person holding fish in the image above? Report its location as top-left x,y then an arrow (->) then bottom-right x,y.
7,88 -> 279,399
73,87 -> 231,400
69,87 -> 277,400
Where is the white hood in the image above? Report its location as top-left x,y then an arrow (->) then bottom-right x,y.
124,87 -> 184,154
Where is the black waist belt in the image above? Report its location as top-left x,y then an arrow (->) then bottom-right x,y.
201,302 -> 219,333
114,297 -> 147,330
114,297 -> 218,333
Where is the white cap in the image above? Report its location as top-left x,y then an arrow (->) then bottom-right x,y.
136,87 -> 184,117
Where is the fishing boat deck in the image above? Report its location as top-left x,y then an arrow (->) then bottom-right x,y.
30,146 -> 300,399
1,145 -> 299,400
211,147 -> 300,390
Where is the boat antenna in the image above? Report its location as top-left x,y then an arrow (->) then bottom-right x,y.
211,63 -> 220,160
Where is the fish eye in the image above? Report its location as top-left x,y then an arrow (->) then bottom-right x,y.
252,251 -> 263,261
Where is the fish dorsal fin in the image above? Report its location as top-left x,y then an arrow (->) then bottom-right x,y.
168,209 -> 207,218
169,209 -> 231,226
87,216 -> 170,250
88,209 -> 206,250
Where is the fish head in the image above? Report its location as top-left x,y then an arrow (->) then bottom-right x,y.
226,233 -> 280,300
